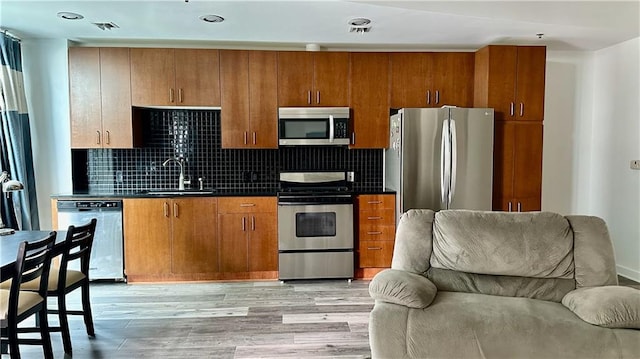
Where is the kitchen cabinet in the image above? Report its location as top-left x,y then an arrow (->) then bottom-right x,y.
123,197 -> 218,281
277,51 -> 349,106
493,122 -> 543,212
356,194 -> 396,269
217,197 -> 278,273
220,50 -> 278,148
130,48 -> 220,107
68,47 -> 140,148
349,52 -> 390,149
474,45 -> 546,121
390,52 -> 474,108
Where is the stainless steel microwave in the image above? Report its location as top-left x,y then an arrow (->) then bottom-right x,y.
278,107 -> 351,146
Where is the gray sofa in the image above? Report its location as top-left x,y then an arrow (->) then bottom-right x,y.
369,210 -> 640,359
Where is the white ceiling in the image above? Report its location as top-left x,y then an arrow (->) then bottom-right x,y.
1,0 -> 638,51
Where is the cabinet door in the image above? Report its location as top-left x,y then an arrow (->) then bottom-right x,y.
248,212 -> 278,272
432,52 -> 474,107
350,53 -> 390,149
515,46 -> 546,122
218,213 -> 249,272
492,121 -> 515,209
313,52 -> 349,106
248,51 -> 278,148
130,48 -> 175,106
359,240 -> 394,268
175,49 -> 220,106
513,122 -> 543,202
171,198 -> 218,274
123,198 -> 172,276
278,51 -> 314,106
100,47 -> 133,148
220,50 -> 251,148
474,45 -> 518,121
69,47 -> 101,148
390,53 -> 429,108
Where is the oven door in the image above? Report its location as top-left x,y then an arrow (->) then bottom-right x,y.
277,196 -> 354,251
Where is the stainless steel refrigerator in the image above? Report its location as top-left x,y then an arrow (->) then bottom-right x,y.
384,107 -> 494,222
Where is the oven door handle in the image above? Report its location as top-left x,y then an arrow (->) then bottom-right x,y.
278,201 -> 353,206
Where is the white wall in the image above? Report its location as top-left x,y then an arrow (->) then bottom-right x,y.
543,38 -> 640,281
21,39 -> 72,230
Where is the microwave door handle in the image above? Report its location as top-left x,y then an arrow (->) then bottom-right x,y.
329,115 -> 335,143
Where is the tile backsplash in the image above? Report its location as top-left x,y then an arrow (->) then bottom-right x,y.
73,109 -> 383,194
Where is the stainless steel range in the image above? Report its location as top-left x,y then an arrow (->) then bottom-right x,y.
277,171 -> 354,280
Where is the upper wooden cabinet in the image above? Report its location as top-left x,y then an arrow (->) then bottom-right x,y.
69,47 -> 139,149
474,45 -> 546,121
492,122 -> 543,212
277,51 -> 349,106
130,48 -> 220,107
390,52 -> 474,108
220,50 -> 278,148
350,52 -> 390,149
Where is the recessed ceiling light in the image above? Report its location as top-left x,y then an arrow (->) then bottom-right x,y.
348,18 -> 371,27
57,12 -> 84,20
199,15 -> 224,23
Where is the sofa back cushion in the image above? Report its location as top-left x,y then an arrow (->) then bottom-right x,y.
430,211 -> 575,279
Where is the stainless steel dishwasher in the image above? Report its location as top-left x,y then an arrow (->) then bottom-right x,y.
57,200 -> 125,281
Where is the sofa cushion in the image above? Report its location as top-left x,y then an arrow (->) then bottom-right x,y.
430,210 -> 574,278
369,269 -> 437,309
562,286 -> 640,329
427,267 -> 576,302
391,209 -> 436,273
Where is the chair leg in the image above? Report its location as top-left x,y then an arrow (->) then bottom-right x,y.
7,320 -> 20,359
81,281 -> 95,336
38,306 -> 54,359
57,294 -> 73,354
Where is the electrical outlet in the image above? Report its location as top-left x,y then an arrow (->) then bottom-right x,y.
631,160 -> 640,170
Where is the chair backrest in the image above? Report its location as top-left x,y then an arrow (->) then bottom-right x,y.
6,232 -> 57,321
57,218 -> 97,289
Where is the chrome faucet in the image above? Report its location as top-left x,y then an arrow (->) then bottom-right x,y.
162,157 -> 188,190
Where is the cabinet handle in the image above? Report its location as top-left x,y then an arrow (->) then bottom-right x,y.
520,103 -> 524,117
367,216 -> 383,220
351,132 -> 355,145
367,247 -> 382,250
163,202 -> 169,217
435,90 -> 440,104
367,201 -> 382,204
510,102 -> 515,116
252,132 -> 256,145
96,131 -> 101,145
179,88 -> 184,103
243,131 -> 248,145
307,91 -> 312,105
367,231 -> 383,235
170,88 -> 175,103
517,202 -> 522,212
316,91 -> 320,104
105,130 -> 110,145
508,202 -> 512,212
251,216 -> 255,231
426,90 -> 431,105
240,203 -> 256,207
242,217 -> 246,231
174,203 -> 179,218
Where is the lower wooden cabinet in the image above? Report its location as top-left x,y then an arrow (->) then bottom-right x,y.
356,194 -> 396,277
217,197 -> 278,275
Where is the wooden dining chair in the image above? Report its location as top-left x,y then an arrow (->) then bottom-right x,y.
0,232 -> 56,359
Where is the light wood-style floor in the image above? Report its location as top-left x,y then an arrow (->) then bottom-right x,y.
18,280 -> 374,359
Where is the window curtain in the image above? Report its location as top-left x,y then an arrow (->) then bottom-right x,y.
0,32 -> 39,230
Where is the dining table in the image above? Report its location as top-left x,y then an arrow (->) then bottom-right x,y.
1,230 -> 66,281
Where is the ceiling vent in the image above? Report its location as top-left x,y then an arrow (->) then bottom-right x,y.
93,22 -> 119,31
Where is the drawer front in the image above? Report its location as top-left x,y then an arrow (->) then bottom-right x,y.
357,194 -> 395,210
218,197 -> 276,213
358,225 -> 395,241
359,240 -> 394,268
359,209 -> 395,227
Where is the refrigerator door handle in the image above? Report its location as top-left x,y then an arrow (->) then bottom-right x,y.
449,119 -> 457,206
440,120 -> 450,205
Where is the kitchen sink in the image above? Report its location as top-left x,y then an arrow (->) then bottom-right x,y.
144,189 -> 216,196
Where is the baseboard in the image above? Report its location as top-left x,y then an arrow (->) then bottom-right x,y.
617,264 -> 640,282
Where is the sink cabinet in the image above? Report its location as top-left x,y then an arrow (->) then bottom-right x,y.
217,197 -> 278,274
123,197 -> 218,282
130,48 -> 221,107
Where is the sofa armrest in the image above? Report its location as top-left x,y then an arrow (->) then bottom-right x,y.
562,286 -> 640,329
369,269 -> 438,309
